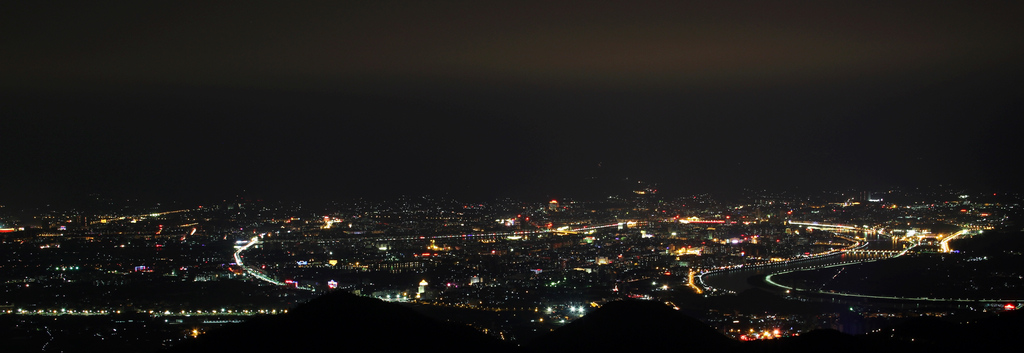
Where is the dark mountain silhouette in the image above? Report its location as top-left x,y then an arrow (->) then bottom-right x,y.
747,329 -> 858,353
721,287 -> 846,314
873,308 -> 1024,351
884,315 -> 960,345
171,291 -> 1024,353
167,291 -> 511,353
523,300 -> 736,352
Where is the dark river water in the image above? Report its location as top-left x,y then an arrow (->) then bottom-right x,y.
700,237 -> 903,293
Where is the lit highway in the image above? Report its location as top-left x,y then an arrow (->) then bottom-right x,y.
234,234 -> 315,291
231,222 -> 631,290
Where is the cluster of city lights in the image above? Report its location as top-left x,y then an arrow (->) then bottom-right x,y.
738,328 -> 785,341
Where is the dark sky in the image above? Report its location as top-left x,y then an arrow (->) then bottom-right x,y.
2,2 -> 1023,206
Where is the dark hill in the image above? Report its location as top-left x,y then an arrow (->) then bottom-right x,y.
871,308 -> 1024,351
171,291 -> 1024,353
524,299 -> 737,352
168,291 -> 509,353
746,328 -> 882,353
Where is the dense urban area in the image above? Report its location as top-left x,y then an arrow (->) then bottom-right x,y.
1,184 -> 1022,351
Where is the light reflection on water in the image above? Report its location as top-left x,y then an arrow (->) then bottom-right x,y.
701,239 -> 902,293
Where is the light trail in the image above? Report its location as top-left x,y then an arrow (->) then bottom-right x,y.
234,234 -> 314,291
938,229 -> 969,253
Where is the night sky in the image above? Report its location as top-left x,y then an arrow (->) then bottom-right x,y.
3,2 -> 1023,206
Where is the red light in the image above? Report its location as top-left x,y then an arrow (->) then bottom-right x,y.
1005,303 -> 1017,310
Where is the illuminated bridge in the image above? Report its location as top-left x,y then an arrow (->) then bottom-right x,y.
843,249 -> 900,255
788,221 -> 862,230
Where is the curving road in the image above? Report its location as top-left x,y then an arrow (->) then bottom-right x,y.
234,234 -> 315,291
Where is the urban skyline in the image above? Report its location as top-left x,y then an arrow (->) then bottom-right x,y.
1,186 -> 1023,351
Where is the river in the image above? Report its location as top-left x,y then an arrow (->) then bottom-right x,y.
700,237 -> 903,294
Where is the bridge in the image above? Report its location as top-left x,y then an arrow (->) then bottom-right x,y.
894,229 -> 969,255
788,221 -> 861,230
844,249 -> 900,255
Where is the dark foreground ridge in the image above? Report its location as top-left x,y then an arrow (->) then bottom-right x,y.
171,291 -> 1024,353
168,292 -> 511,353
524,299 -> 735,352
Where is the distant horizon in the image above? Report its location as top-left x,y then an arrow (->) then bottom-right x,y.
4,3 -> 1022,211
2,181 -> 1017,213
